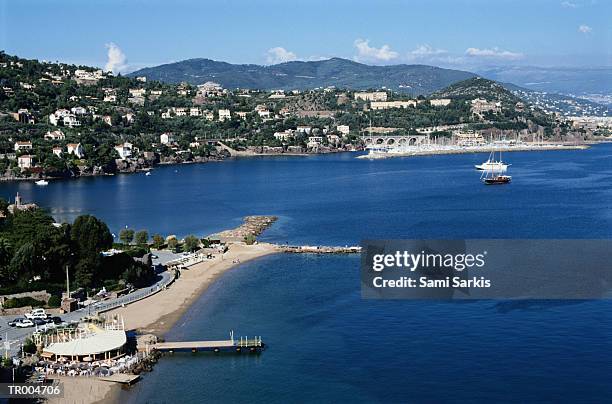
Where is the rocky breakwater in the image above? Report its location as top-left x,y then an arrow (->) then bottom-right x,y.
211,216 -> 278,243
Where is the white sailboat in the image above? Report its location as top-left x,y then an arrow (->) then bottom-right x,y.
475,151 -> 510,171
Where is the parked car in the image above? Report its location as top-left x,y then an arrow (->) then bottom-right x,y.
36,323 -> 56,332
15,319 -> 34,328
24,308 -> 47,320
50,316 -> 63,324
32,318 -> 46,326
8,318 -> 21,327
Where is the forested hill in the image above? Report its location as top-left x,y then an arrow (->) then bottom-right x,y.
128,57 -> 476,95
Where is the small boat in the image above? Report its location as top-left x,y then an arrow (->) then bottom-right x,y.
35,180 -> 49,186
483,175 -> 512,185
475,151 -> 510,171
145,172 -> 151,176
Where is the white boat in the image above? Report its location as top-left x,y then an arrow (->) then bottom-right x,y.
35,180 -> 49,186
475,151 -> 510,171
145,172 -> 151,176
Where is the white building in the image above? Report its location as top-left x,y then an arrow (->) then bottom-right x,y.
66,143 -> 85,158
189,108 -> 202,117
114,142 -> 133,160
14,141 -> 32,152
63,115 -> 81,127
327,134 -> 341,145
354,91 -> 387,102
218,109 -> 231,121
307,136 -> 324,148
52,147 -> 63,157
336,125 -> 350,136
129,88 -> 146,97
274,130 -> 294,141
160,133 -> 175,144
296,126 -> 312,134
471,98 -> 501,115
430,99 -> 451,107
17,155 -> 33,169
45,130 -> 65,141
70,106 -> 88,115
370,100 -> 416,110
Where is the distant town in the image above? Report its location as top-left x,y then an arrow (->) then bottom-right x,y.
1,52 -> 611,180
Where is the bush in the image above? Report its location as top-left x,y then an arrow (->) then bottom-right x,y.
3,297 -> 46,309
23,338 -> 36,355
47,295 -> 61,308
244,234 -> 256,245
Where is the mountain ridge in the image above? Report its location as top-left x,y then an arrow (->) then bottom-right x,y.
128,57 -> 477,95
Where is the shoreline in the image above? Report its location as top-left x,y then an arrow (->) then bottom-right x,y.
106,241 -> 280,336
357,144 -> 590,159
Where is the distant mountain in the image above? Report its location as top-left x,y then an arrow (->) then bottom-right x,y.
478,66 -> 612,97
128,58 -> 476,95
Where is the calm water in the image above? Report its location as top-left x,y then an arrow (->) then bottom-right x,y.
2,145 -> 612,402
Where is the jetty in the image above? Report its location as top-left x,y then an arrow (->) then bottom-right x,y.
99,374 -> 141,385
280,245 -> 361,254
211,215 -> 278,243
144,332 -> 264,354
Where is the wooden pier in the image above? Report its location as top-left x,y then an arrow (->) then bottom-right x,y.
151,332 -> 264,354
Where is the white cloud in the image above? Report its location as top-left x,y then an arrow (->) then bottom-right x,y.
578,24 -> 592,33
561,1 -> 578,8
104,42 -> 128,73
353,39 -> 398,63
266,47 -> 298,64
406,44 -> 446,61
465,47 -> 524,60
409,44 -> 447,57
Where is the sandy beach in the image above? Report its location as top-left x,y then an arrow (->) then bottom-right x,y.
46,375 -> 123,404
107,241 -> 280,335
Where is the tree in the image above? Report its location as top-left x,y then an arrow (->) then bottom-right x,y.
70,215 -> 113,255
9,243 -> 37,285
167,237 -> 178,251
135,230 -> 149,246
74,254 -> 100,288
152,234 -> 164,249
119,228 -> 135,245
183,235 -> 199,252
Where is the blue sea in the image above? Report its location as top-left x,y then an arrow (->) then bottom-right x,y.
2,145 -> 612,402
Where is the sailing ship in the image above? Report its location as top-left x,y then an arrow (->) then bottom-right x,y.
480,151 -> 511,185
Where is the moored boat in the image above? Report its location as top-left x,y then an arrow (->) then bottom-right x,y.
475,151 -> 509,171
35,180 -> 49,186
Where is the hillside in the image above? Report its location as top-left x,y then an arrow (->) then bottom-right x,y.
128,58 -> 476,95
433,77 -> 522,104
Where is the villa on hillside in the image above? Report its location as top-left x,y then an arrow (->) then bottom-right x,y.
67,143 -> 85,158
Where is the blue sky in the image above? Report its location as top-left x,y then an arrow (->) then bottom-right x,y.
1,0 -> 610,73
